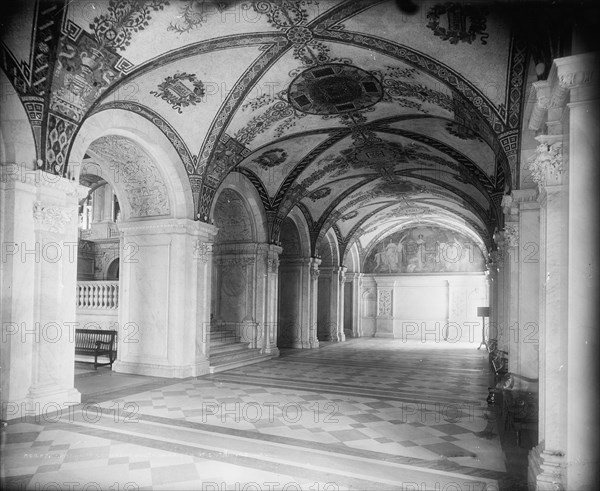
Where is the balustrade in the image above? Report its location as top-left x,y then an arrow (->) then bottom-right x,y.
76,281 -> 119,309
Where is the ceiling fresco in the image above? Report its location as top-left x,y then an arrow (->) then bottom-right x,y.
7,0 -> 588,262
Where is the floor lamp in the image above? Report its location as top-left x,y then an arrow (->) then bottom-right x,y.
477,306 -> 490,350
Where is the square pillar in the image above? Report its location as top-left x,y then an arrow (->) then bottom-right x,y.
1,167 -> 86,420
113,218 -> 216,378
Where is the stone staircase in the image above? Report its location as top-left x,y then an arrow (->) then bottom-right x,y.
208,323 -> 271,373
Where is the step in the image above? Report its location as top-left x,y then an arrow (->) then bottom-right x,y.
209,342 -> 252,356
209,349 -> 272,374
209,346 -> 259,364
209,332 -> 240,344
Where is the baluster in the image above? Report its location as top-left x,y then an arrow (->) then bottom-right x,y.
102,284 -> 108,309
113,283 -> 118,309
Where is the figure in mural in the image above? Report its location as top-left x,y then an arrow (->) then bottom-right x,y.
416,234 -> 426,271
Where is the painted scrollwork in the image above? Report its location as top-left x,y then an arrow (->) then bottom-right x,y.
88,136 -> 171,218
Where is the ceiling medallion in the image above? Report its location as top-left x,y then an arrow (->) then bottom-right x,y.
352,142 -> 406,165
288,64 -> 383,115
151,72 -> 205,114
426,3 -> 489,45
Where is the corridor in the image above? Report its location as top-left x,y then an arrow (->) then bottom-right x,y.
1,339 -> 516,490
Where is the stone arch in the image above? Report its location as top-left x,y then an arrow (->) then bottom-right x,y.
0,70 -> 37,168
284,207 -> 311,258
318,228 -> 340,268
84,135 -> 172,221
68,108 -> 194,220
211,173 -> 268,244
344,242 -> 361,273
106,257 -> 120,280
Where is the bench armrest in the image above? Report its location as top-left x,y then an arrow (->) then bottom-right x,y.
95,339 -> 115,347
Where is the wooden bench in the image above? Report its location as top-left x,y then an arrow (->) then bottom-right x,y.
75,329 -> 117,369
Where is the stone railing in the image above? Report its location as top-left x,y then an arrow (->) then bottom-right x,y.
77,281 -> 119,309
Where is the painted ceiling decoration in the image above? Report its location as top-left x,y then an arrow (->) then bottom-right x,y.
6,0 -> 582,262
150,72 -> 206,113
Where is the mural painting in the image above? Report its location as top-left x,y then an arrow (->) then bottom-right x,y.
364,225 -> 485,273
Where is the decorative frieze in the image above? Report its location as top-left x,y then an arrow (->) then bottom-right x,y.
33,201 -> 73,233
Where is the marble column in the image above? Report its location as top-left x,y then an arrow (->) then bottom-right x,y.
308,257 -> 321,348
527,52 -> 599,491
332,266 -> 347,342
277,256 -> 319,349
562,54 -> 599,490
345,273 -> 363,338
101,185 -> 113,222
317,266 -> 345,342
1,168 -> 87,419
263,244 -> 282,356
114,218 -> 216,378
515,189 -> 541,386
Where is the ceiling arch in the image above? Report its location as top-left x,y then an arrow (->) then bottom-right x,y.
3,0 -> 555,264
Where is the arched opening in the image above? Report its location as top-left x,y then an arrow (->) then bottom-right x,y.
67,120 -> 211,379
316,229 -> 343,342
106,259 -> 120,281
360,223 -> 488,344
278,216 -> 302,348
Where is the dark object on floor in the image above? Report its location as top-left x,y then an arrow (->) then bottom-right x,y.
75,329 -> 117,369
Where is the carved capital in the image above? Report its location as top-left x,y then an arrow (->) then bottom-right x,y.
193,240 -> 213,263
310,267 -> 320,279
267,256 -> 279,274
33,201 -> 73,234
528,140 -> 565,189
503,223 -> 519,248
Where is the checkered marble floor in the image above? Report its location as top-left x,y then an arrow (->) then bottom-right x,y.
2,339 -> 523,490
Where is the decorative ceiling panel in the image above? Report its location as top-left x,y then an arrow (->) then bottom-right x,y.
340,0 -> 511,109
97,45 -> 263,149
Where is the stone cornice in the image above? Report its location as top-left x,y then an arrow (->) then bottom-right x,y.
119,218 -> 217,238
550,52 -> 599,104
1,166 -> 88,199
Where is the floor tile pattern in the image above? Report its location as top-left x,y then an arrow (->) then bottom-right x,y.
2,338 -> 524,490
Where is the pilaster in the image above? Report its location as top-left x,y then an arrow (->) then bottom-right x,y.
1,168 -> 87,419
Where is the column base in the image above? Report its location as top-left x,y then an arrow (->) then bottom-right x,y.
529,443 -> 565,491
3,385 -> 82,420
264,346 -> 280,358
113,360 -> 210,378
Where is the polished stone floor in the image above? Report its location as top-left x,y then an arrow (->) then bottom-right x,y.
1,339 -> 524,490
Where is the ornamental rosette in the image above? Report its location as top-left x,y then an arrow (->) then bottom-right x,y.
528,141 -> 564,186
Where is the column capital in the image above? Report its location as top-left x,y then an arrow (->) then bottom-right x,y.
528,139 -> 566,190
33,201 -> 75,234
551,52 -> 599,104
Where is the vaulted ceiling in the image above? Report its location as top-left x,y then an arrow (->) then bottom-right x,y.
4,0 -> 588,258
